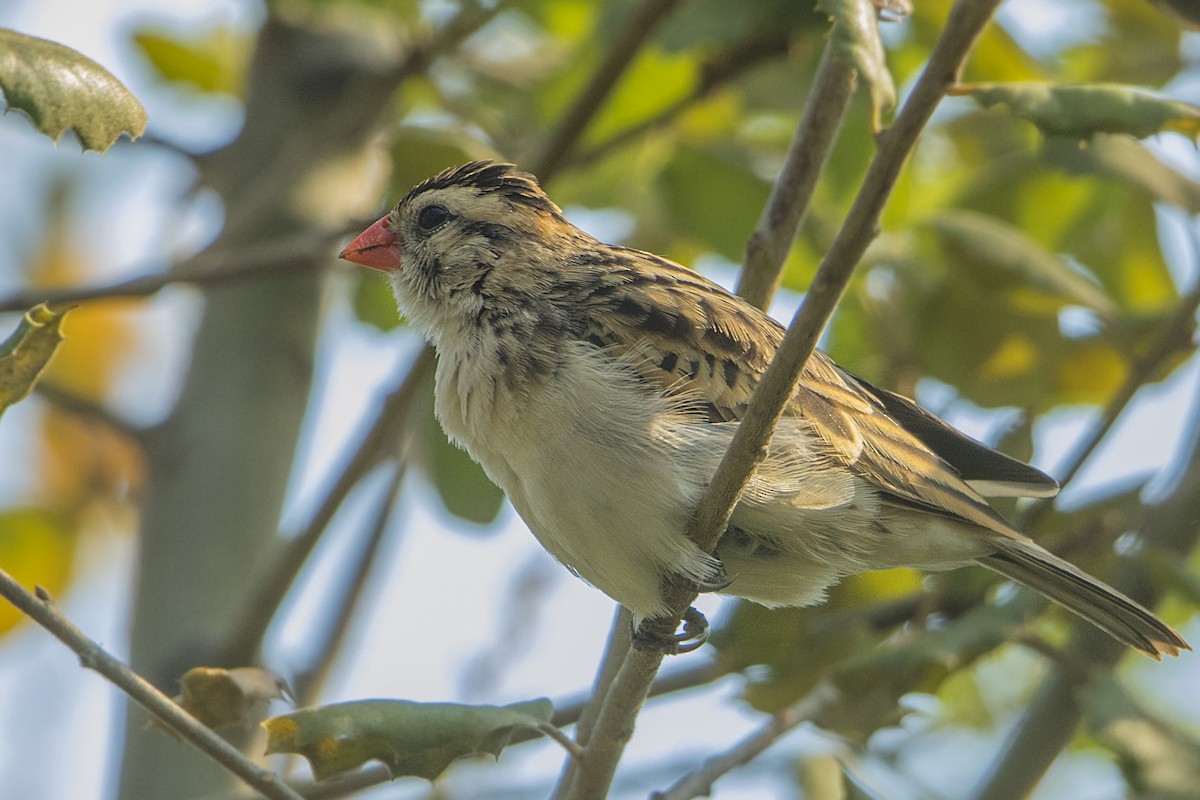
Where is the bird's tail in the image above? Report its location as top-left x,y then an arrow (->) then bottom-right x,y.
979,538 -> 1189,659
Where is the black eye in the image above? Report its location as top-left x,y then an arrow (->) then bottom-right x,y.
416,204 -> 451,232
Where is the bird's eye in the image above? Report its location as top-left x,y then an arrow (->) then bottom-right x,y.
416,204 -> 451,232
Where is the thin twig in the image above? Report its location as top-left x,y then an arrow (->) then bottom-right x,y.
736,41 -> 858,310
531,0 -> 685,181
0,228 -> 352,314
0,571 -> 305,800
563,2 -> 1003,797
650,681 -> 840,800
221,346 -> 435,665
540,722 -> 587,760
291,460 -> 410,706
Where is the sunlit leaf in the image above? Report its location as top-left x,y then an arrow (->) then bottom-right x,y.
263,698 -> 554,781
0,304 -> 69,418
132,26 -> 249,96
584,45 -> 696,145
0,28 -> 146,151
950,82 -> 1200,142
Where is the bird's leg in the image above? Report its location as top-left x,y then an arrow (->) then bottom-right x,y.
632,606 -> 709,655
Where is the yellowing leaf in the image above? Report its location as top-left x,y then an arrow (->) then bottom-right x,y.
0,28 -> 146,152
951,82 -> 1200,142
979,333 -> 1039,380
132,27 -> 249,97
176,667 -> 291,730
0,304 -> 68,418
263,698 -> 554,782
0,509 -> 74,637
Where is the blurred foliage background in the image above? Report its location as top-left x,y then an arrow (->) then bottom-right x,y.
1,0 -> 1199,798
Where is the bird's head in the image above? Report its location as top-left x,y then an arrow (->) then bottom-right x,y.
340,161 -> 579,332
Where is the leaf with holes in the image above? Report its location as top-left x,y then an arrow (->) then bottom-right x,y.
0,29 -> 146,151
264,698 -> 554,782
951,82 -> 1200,142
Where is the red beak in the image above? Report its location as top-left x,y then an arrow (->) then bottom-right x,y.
340,216 -> 403,271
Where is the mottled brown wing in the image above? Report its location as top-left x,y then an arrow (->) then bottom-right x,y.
574,246 -> 1024,538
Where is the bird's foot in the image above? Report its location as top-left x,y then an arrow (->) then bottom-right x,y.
632,606 -> 709,655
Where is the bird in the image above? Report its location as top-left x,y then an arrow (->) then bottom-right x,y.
340,160 -> 1188,659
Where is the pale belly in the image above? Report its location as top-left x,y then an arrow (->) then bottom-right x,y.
433,341 -> 986,619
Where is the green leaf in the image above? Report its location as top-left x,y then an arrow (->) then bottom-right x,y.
352,273 -> 404,332
263,698 -> 554,782
132,27 -> 249,96
926,209 -> 1117,318
820,0 -> 896,131
0,304 -> 69,418
0,28 -> 146,152
415,385 -> 505,526
657,146 -> 771,261
1043,134 -> 1200,215
950,82 -> 1200,142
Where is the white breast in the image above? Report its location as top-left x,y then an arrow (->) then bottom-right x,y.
434,339 -> 722,619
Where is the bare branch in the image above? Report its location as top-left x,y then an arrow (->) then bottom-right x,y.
650,681 -> 840,800
0,571 -> 305,800
0,228 -> 350,315
221,346 -> 435,665
563,1 -> 1004,796
736,39 -> 858,310
531,0 -> 684,181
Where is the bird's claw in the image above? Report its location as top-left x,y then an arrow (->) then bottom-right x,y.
632,606 -> 709,655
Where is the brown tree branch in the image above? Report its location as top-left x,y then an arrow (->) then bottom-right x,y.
0,572 -> 305,800
562,1 -> 1004,797
531,0 -> 685,181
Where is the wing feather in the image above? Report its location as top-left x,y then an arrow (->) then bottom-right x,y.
571,245 -> 1037,540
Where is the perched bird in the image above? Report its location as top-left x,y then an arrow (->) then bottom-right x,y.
341,160 -> 1188,659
